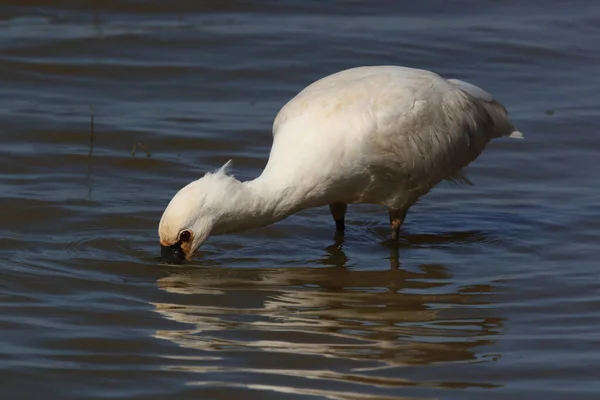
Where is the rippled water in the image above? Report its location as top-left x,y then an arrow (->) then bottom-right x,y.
2,1 -> 600,399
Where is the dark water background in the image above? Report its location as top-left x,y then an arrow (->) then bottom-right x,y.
2,1 -> 600,399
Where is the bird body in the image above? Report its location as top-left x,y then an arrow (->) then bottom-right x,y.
159,65 -> 522,262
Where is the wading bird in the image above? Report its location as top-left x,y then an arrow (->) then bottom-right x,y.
159,65 -> 522,263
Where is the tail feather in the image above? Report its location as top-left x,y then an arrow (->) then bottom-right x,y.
448,78 -> 523,141
509,130 -> 524,139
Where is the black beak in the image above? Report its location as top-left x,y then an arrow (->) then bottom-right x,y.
161,242 -> 186,264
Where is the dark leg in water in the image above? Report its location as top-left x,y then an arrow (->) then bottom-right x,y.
329,202 -> 348,233
388,208 -> 408,240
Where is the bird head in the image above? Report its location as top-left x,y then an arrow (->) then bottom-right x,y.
158,161 -> 233,263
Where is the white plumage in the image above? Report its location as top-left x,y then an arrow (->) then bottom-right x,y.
159,65 -> 522,262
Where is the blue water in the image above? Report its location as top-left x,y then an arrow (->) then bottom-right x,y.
1,1 -> 599,399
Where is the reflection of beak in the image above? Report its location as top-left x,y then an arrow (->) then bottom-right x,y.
161,242 -> 186,264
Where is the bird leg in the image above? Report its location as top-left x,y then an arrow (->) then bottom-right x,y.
329,202 -> 347,233
388,208 -> 407,240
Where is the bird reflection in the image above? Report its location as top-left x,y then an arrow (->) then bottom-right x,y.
152,236 -> 503,391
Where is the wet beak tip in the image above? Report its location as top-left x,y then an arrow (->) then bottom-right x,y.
160,242 -> 186,264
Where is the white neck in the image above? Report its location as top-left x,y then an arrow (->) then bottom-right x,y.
209,172 -> 325,236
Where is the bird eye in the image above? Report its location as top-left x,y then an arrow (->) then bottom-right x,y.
179,230 -> 191,242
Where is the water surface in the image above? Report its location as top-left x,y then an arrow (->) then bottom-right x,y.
2,1 -> 600,399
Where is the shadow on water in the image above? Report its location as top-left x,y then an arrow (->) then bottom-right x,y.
151,238 -> 504,397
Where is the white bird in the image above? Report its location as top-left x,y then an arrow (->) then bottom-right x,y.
159,65 -> 522,263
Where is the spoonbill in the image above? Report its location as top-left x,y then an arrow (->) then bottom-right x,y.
159,65 -> 522,263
